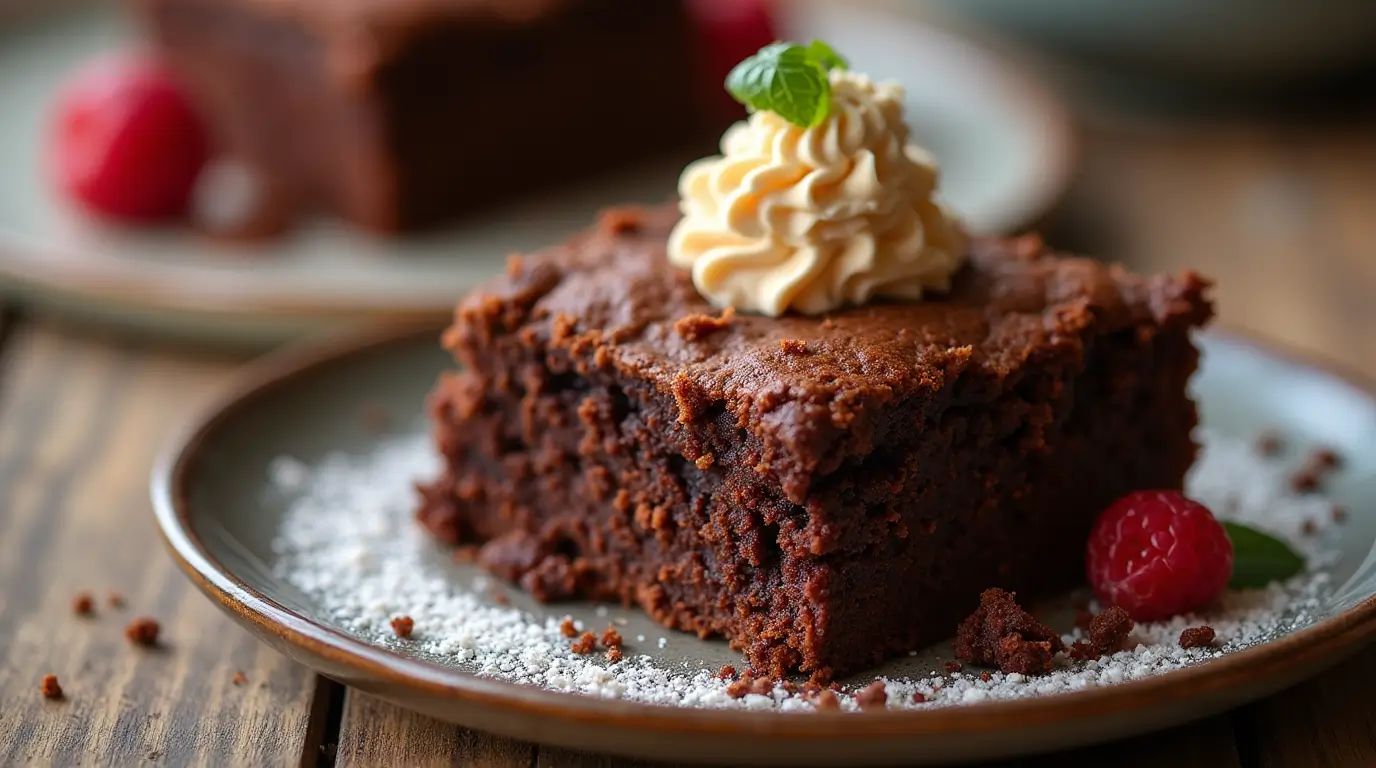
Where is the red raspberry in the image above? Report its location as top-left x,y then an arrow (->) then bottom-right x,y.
1086,491 -> 1233,622
49,54 -> 210,222
685,0 -> 778,119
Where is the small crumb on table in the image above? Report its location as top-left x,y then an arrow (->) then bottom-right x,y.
40,674 -> 63,700
72,592 -> 94,616
231,671 -> 247,686
600,625 -> 623,649
108,591 -> 126,609
124,618 -> 160,647
1179,626 -> 1216,649
389,616 -> 414,639
605,647 -> 623,664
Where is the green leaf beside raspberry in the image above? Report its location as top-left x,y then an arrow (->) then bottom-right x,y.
724,40 -> 848,128
1223,521 -> 1305,589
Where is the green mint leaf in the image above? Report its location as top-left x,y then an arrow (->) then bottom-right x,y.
725,41 -> 832,128
1223,521 -> 1305,589
806,39 -> 849,71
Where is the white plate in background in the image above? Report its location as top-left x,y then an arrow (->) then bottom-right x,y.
0,4 -> 1073,348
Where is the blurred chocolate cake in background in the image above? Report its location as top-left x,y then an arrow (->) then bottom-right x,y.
135,0 -> 739,233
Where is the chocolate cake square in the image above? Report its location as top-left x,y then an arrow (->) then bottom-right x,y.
135,0 -> 714,232
419,204 -> 1213,678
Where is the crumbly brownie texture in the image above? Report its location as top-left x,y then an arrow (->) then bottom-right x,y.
954,588 -> 1063,675
136,0 -> 714,232
418,204 -> 1213,678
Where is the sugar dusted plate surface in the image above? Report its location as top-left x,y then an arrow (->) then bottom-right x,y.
152,327 -> 1376,766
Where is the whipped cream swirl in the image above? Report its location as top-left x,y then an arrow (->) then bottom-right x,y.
668,70 -> 966,316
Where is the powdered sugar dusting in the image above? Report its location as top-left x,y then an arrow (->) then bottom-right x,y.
269,431 -> 1346,711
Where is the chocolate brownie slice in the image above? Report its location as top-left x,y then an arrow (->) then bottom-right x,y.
419,204 -> 1212,678
135,0 -> 715,232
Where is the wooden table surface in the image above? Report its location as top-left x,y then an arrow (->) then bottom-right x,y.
3,115 -> 1376,766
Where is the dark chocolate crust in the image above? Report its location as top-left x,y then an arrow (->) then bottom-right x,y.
419,204 -> 1213,678
135,0 -> 713,232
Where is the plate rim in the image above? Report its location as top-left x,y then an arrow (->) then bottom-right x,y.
1,4 -> 1075,330
150,322 -> 1376,750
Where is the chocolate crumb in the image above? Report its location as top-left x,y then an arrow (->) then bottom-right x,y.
40,674 -> 63,700
1312,446 -> 1343,470
979,672 -> 992,682
570,631 -> 597,654
605,646 -> 623,664
718,664 -> 737,680
600,625 -> 623,649
911,691 -> 927,704
1179,626 -> 1216,649
124,618 -> 160,647
954,588 -> 1063,675
995,634 -> 1056,675
72,592 -> 95,617
812,689 -> 840,711
779,338 -> 809,356
1068,640 -> 1097,662
855,681 -> 887,710
559,617 -> 578,638
1301,519 -> 1318,536
725,678 -> 750,699
695,454 -> 715,470
673,307 -> 735,341
1333,505 -> 1349,523
748,676 -> 773,696
389,616 -> 415,639
1256,430 -> 1284,457
231,672 -> 247,686
108,591 -> 125,609
943,661 -> 963,674
1089,606 -> 1135,655
1290,469 -> 1320,493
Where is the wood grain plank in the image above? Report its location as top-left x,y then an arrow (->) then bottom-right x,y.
1231,645 -> 1376,768
0,325 -> 321,767
336,691 -> 533,768
1074,122 -> 1376,382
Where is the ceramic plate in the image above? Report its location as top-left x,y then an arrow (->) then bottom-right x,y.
0,3 -> 1073,347
152,326 -> 1376,766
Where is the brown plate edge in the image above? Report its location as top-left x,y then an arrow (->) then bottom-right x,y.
148,321 -> 1376,754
